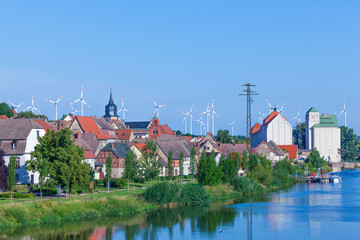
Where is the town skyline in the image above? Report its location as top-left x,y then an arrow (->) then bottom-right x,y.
1,1 -> 358,134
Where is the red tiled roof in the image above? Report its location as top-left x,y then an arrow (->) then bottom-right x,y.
0,115 -> 9,119
251,123 -> 261,134
278,145 -> 298,159
186,136 -> 193,141
116,129 -> 132,140
76,116 -> 107,140
264,111 -> 279,125
34,120 -> 53,132
134,143 -> 146,151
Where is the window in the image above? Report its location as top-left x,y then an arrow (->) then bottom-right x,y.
11,140 -> 16,149
37,131 -> 40,138
16,157 -> 20,169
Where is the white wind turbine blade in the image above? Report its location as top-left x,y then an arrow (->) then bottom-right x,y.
24,106 -> 31,111
71,99 -> 81,105
266,99 -> 272,108
33,106 -> 41,114
8,100 -> 15,107
82,100 -> 91,108
45,99 -> 56,104
81,85 -> 84,98
17,103 -> 24,108
212,110 -> 219,117
158,104 -> 166,108
151,97 -> 158,107
56,95 -> 64,103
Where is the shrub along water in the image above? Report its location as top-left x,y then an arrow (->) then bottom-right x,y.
143,183 -> 211,206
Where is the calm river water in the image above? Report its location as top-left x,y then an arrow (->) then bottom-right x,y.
5,170 -> 360,240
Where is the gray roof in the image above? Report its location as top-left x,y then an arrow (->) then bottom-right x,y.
125,121 -> 151,130
0,119 -> 43,140
93,117 -> 114,130
220,143 -> 248,156
81,133 -> 101,153
157,141 -> 191,159
101,142 -> 132,158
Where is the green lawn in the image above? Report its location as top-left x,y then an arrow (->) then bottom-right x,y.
0,178 -> 196,206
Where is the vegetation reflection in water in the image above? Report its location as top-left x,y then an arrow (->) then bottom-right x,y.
2,194 -> 267,240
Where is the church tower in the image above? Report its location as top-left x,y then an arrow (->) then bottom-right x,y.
104,89 -> 119,122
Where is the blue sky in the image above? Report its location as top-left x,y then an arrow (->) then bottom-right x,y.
1,1 -> 359,135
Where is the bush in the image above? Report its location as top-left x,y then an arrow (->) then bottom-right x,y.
32,187 -> 57,196
179,184 -> 210,206
231,177 -> 263,194
72,185 -> 90,194
135,178 -> 145,184
272,169 -> 295,187
111,178 -> 127,188
143,182 -> 181,205
0,192 -> 34,198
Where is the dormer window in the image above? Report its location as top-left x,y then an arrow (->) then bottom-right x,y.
11,140 -> 17,149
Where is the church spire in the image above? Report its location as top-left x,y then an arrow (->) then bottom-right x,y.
109,88 -> 114,104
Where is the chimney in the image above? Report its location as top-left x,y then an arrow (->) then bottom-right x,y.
77,131 -> 81,140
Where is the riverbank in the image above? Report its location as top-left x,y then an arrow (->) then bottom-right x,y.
0,181 -> 293,232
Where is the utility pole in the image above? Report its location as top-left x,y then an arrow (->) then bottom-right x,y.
239,83 -> 258,149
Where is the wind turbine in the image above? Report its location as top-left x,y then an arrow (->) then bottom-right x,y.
266,99 -> 279,113
257,110 -> 266,123
70,103 -> 80,116
278,103 -> 285,114
210,99 -> 219,134
227,121 -> 236,136
71,85 -> 90,116
151,97 -> 166,120
45,95 -> 64,120
117,97 -> 131,121
8,101 -> 24,112
181,110 -> 188,133
24,95 -> 41,114
187,106 -> 194,135
339,100 -> 348,127
292,108 -> 302,125
201,103 -> 212,134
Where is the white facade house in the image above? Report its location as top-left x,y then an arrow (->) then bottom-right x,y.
0,119 -> 46,185
251,111 -> 293,148
306,107 -> 341,163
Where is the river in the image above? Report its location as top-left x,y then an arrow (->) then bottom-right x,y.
4,170 -> 360,239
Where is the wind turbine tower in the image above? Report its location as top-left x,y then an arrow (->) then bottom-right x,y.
70,103 -> 80,116
71,85 -> 90,116
201,103 -> 212,134
182,110 -> 188,133
210,99 -> 219,134
339,100 -> 348,127
187,106 -> 194,135
227,121 -> 236,136
45,95 -> 64,120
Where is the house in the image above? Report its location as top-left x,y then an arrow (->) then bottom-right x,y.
278,145 -> 298,160
0,119 -> 46,184
251,110 -> 293,148
198,133 -> 220,154
156,140 -> 191,176
96,142 -> 133,178
255,140 -> 287,164
306,107 -> 341,162
115,129 -> 134,142
125,118 -> 176,139
74,134 -> 96,170
219,143 -> 248,157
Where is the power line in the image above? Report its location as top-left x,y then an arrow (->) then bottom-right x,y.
239,83 -> 258,149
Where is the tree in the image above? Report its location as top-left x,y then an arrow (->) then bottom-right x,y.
139,140 -> 162,182
16,111 -> 47,120
340,126 -> 357,162
28,128 -> 90,197
167,149 -> 174,181
306,148 -> 326,171
241,151 -> 248,171
123,151 -> 137,191
105,155 -> 112,192
179,151 -> 184,184
293,123 -> 306,149
216,130 -> 233,143
27,149 -> 50,201
197,151 -> 221,186
219,155 -> 236,183
176,130 -> 182,136
0,103 -> 14,118
8,155 -> 16,204
0,149 -> 9,191
190,147 -> 196,183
